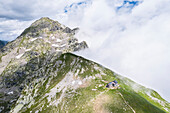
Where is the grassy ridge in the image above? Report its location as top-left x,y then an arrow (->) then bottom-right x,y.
10,53 -> 169,113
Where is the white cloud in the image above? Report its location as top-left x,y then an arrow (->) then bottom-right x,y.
0,0 -> 88,41
0,0 -> 86,20
0,18 -> 33,41
68,0 -> 170,101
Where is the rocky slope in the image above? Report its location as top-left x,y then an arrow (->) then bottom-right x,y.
0,17 -> 170,113
0,17 -> 87,113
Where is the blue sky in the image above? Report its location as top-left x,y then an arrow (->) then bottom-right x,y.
117,0 -> 141,11
64,1 -> 89,13
0,0 -> 170,102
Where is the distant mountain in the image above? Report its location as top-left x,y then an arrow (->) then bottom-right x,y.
0,40 -> 8,48
0,17 -> 169,113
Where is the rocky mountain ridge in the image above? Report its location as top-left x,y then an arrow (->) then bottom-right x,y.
0,17 -> 169,113
0,17 -> 87,113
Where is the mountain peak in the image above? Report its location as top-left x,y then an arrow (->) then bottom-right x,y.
33,17 -> 53,22
20,17 -> 75,37
30,17 -> 61,28
1,17 -> 87,59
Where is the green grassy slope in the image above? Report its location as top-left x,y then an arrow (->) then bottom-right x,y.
8,53 -> 170,113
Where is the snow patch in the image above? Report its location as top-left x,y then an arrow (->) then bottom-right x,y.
25,49 -> 31,52
16,53 -> 24,59
45,40 -> 51,43
60,44 -> 66,47
30,38 -> 37,42
92,89 -> 97,91
75,69 -> 80,76
98,84 -> 103,87
78,81 -> 82,85
8,91 -> 13,95
80,68 -> 85,74
72,80 -> 82,86
35,110 -> 39,113
52,44 -> 59,47
56,39 -> 62,42
56,49 -> 61,52
38,37 -> 42,39
72,81 -> 76,85
51,36 -> 55,39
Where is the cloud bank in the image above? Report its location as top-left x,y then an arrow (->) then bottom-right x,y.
60,0 -> 170,101
0,0 -> 170,102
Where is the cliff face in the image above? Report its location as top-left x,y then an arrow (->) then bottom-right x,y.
0,17 -> 169,113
